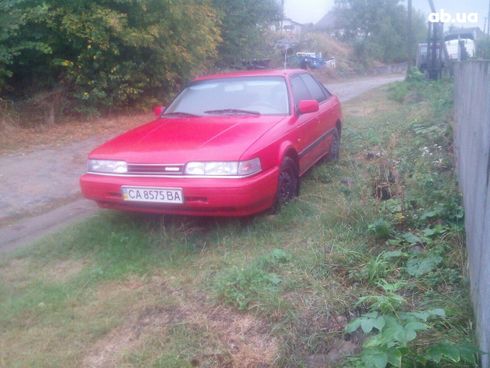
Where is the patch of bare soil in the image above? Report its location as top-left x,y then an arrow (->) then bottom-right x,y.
194,306 -> 278,367
0,258 -> 87,286
0,258 -> 32,287
0,112 -> 153,156
83,276 -> 278,368
43,259 -> 87,283
83,305 -> 175,368
305,340 -> 358,368
343,105 -> 379,117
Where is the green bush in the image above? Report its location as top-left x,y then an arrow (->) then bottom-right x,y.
55,1 -> 220,111
0,0 -> 281,116
335,0 -> 427,63
368,219 -> 393,240
476,37 -> 490,59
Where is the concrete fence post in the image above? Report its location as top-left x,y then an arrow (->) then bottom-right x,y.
453,60 -> 490,367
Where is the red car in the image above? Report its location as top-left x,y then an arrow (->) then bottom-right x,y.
80,69 -> 342,216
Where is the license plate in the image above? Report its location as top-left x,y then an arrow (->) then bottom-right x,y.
121,186 -> 183,204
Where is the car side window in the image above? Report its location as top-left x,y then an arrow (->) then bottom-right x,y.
300,73 -> 327,102
322,86 -> 332,99
290,75 -> 313,110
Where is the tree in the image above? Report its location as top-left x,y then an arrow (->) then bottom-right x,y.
0,0 -> 52,91
334,0 -> 426,63
0,0 -> 283,115
1,0 -> 221,111
212,0 -> 281,66
476,37 -> 490,59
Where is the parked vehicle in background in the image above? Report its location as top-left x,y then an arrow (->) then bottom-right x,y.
80,69 -> 342,217
416,38 -> 475,73
417,28 -> 478,72
287,53 -> 327,69
444,27 -> 480,61
445,38 -> 475,60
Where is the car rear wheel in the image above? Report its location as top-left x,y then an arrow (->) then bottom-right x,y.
328,128 -> 340,161
271,157 -> 299,213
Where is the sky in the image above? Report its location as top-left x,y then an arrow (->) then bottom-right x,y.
284,0 -> 489,30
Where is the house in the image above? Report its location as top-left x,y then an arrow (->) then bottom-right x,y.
271,17 -> 304,37
314,9 -> 345,37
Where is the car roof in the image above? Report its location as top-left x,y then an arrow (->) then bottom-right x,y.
193,69 -> 306,81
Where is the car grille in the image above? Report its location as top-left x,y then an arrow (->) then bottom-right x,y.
127,164 -> 184,175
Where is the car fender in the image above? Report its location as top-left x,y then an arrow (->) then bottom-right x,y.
277,140 -> 299,169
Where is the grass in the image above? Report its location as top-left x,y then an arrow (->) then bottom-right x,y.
0,79 -> 477,367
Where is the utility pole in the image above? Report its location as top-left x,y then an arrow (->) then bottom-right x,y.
407,0 -> 413,69
281,0 -> 285,33
488,0 -> 490,34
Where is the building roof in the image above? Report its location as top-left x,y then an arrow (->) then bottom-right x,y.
315,9 -> 340,30
282,17 -> 304,26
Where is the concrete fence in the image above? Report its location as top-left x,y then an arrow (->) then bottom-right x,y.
453,60 -> 490,367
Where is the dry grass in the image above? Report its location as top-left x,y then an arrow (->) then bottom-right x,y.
0,82 -> 472,367
0,259 -> 279,368
0,258 -> 87,286
82,274 -> 278,368
0,112 -> 153,155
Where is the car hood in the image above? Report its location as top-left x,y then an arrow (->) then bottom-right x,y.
89,115 -> 286,163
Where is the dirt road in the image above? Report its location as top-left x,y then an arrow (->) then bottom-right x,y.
327,75 -> 403,101
0,74 -> 404,252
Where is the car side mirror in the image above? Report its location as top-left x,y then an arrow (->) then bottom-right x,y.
298,100 -> 319,114
153,105 -> 165,116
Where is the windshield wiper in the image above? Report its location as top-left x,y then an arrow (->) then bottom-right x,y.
204,108 -> 260,116
163,111 -> 198,117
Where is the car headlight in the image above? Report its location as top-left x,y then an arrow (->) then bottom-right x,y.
88,159 -> 128,174
185,158 -> 261,176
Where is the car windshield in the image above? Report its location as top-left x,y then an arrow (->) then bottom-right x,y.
164,76 -> 289,116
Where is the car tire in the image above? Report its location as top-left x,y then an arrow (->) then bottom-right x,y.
328,128 -> 340,161
271,157 -> 299,213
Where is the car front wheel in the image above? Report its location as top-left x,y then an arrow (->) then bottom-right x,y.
271,157 -> 299,213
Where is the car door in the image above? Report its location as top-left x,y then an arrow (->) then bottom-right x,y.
299,73 -> 337,163
289,74 -> 321,175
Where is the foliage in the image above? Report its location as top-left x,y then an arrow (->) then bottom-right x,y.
0,0 -> 282,116
388,82 -> 412,103
212,0 -> 281,66
342,78 -> 479,367
334,0 -> 426,63
346,310 -> 478,367
0,0 -> 222,113
368,219 -> 393,240
345,309 -> 478,368
405,254 -> 442,277
213,248 -> 291,311
476,37 -> 490,60
0,0 -> 52,91
358,252 -> 402,284
405,66 -> 424,82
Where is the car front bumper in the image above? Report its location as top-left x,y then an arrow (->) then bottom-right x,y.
79,167 -> 279,217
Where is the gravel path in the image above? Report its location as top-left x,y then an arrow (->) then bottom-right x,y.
0,74 -> 404,252
327,74 -> 404,102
